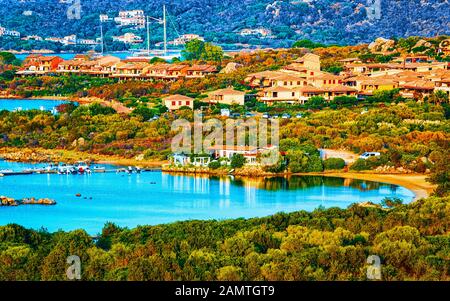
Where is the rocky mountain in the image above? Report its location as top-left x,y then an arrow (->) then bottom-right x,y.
0,0 -> 448,47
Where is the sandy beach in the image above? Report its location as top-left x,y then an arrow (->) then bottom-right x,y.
300,172 -> 435,201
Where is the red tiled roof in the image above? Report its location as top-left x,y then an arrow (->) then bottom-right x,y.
163,94 -> 194,101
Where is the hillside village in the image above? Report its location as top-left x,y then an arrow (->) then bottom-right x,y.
0,8 -> 205,50
13,44 -> 450,109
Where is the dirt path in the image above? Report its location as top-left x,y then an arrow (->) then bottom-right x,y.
76,97 -> 132,114
321,149 -> 359,164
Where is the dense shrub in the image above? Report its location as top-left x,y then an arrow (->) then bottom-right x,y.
0,196 -> 448,280
350,159 -> 370,171
306,155 -> 324,172
208,161 -> 221,169
230,154 -> 246,169
324,158 -> 346,170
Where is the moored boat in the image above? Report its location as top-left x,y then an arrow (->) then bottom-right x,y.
93,166 -> 106,173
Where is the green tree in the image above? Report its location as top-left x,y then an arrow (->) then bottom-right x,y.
324,158 -> 346,170
287,150 -> 309,173
182,39 -> 223,62
230,153 -> 246,168
131,105 -> 154,121
427,149 -> 449,196
292,39 -> 325,49
217,266 -> 242,281
428,91 -> 449,105
201,42 -> 224,62
182,39 -> 205,60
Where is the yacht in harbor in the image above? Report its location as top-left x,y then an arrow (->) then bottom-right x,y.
98,5 -> 181,61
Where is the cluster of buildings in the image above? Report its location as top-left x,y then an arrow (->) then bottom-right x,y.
42,34 -> 98,46
168,34 -> 204,46
245,53 -> 450,104
16,54 -> 218,80
163,88 -> 246,111
112,33 -> 143,44
0,24 -> 99,47
239,28 -> 273,38
100,10 -> 146,29
171,145 -> 279,167
14,51 -> 450,109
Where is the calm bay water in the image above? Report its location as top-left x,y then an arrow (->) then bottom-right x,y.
14,50 -> 183,61
0,99 -> 71,112
0,160 -> 415,234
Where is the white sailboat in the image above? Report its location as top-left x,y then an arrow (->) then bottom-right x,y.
129,5 -> 179,60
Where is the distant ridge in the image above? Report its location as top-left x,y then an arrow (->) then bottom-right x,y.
0,0 -> 448,46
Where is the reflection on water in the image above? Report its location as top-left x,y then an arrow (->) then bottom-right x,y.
167,173 -> 399,194
0,160 -> 415,234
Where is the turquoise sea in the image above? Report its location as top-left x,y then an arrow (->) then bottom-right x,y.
0,99 -> 71,112
0,160 -> 415,235
0,99 -> 415,234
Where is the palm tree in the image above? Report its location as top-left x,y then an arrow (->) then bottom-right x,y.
428,90 -> 449,105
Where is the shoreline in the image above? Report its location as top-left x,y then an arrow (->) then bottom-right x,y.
161,166 -> 434,200
0,95 -> 132,113
0,95 -> 71,101
0,147 -> 435,199
0,147 -> 167,168
294,172 -> 434,201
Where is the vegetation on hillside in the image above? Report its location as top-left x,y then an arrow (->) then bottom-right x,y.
0,195 -> 448,280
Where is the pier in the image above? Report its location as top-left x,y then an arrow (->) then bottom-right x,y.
0,167 -> 162,177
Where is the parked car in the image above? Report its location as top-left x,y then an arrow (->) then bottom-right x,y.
282,113 -> 291,119
221,109 -> 230,117
295,113 -> 303,118
245,112 -> 255,118
230,113 -> 241,119
262,113 -> 270,119
360,152 -> 381,160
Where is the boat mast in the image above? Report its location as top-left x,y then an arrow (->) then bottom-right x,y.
163,5 -> 167,56
146,16 -> 150,56
100,17 -> 104,55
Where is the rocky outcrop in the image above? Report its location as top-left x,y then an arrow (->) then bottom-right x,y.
0,149 -> 53,162
368,37 -> 396,53
220,62 -> 243,74
413,39 -> 432,49
0,196 -> 56,206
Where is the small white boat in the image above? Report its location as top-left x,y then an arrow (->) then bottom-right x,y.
57,163 -> 75,174
93,166 -> 106,173
74,161 -> 90,173
44,163 -> 58,173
